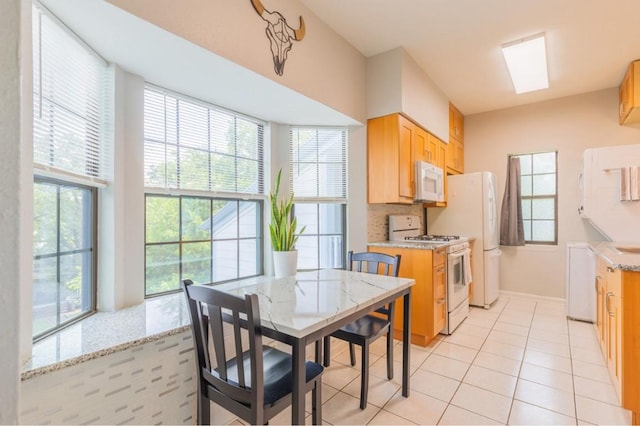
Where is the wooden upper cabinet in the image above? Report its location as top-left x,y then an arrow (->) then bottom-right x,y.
447,102 -> 465,174
398,118 -> 414,199
368,113 -> 430,204
447,139 -> 464,174
619,60 -> 640,124
425,132 -> 438,165
449,102 -> 464,142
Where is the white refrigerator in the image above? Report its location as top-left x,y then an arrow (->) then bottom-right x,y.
427,172 -> 501,308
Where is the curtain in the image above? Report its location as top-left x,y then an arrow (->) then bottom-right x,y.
500,156 -> 525,246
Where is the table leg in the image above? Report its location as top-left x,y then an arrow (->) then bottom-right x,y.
291,338 -> 306,425
402,291 -> 411,397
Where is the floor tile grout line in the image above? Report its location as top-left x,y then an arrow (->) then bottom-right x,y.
433,297 -> 510,424
504,297 -> 540,425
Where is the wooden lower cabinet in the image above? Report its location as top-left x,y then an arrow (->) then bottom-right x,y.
369,246 -> 444,347
432,248 -> 447,335
595,256 -> 640,418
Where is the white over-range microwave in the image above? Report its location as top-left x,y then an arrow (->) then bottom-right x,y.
414,160 -> 444,202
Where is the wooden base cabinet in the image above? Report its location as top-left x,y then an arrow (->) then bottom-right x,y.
369,246 -> 444,347
595,257 -> 640,419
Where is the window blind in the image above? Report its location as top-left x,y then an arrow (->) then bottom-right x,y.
144,86 -> 265,195
289,127 -> 347,200
32,4 -> 111,182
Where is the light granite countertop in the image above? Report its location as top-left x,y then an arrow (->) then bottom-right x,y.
22,292 -> 191,380
589,241 -> 640,272
368,240 -> 447,250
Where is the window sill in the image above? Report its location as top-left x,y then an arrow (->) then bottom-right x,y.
21,292 -> 190,381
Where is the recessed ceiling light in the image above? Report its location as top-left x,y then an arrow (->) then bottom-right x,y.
502,33 -> 549,94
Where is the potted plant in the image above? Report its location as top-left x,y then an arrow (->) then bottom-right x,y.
269,169 -> 305,277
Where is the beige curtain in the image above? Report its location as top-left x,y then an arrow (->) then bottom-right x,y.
500,156 -> 525,246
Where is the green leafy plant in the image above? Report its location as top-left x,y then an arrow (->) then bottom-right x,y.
269,170 -> 305,251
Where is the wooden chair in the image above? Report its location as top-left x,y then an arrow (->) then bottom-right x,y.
182,279 -> 324,425
323,251 -> 401,409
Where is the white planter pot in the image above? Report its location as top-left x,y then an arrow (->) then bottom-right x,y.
273,250 -> 298,278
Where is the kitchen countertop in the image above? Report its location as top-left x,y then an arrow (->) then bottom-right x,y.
368,240 -> 449,250
22,292 -> 190,380
589,241 -> 640,272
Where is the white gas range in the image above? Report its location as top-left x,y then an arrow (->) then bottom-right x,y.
388,215 -> 471,334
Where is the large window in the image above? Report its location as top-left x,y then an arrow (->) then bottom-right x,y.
290,127 -> 347,269
31,3 -> 109,339
144,87 -> 265,295
515,151 -> 558,244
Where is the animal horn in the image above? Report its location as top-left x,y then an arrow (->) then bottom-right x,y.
250,0 -> 265,16
293,16 -> 306,41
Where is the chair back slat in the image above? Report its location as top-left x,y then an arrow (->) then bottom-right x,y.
232,310 -> 246,388
208,303 -> 228,381
182,280 -> 262,406
347,251 -> 401,278
347,251 -> 401,316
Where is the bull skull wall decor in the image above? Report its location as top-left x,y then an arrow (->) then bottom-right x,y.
250,0 -> 305,76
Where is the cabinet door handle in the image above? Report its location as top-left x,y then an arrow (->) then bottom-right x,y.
606,266 -> 615,273
595,275 -> 602,293
437,298 -> 446,305
606,292 -> 615,316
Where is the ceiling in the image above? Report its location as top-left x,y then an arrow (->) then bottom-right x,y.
300,0 -> 640,115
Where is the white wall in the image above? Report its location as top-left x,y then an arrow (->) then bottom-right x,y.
366,47 -> 449,142
465,88 -> 640,298
105,0 -> 367,124
99,67 -> 146,311
0,0 -> 22,421
347,125 -> 368,253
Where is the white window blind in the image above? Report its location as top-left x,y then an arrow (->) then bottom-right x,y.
144,87 -> 265,195
289,127 -> 347,200
32,3 -> 111,182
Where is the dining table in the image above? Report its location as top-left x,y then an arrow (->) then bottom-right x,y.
213,268 -> 415,425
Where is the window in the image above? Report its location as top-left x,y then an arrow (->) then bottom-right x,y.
143,87 -> 265,296
143,87 -> 263,194
31,3 -> 109,339
515,151 -> 558,244
32,179 -> 96,339
145,195 -> 262,295
32,3 -> 111,181
290,127 -> 347,269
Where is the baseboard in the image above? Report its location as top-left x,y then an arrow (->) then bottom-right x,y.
498,290 -> 565,305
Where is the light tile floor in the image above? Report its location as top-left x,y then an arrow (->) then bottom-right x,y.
227,295 -> 633,425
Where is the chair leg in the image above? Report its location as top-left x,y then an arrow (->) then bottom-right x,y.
312,378 -> 322,425
349,343 -> 356,366
323,336 -> 331,367
198,393 -> 210,425
386,331 -> 394,380
360,342 -> 369,410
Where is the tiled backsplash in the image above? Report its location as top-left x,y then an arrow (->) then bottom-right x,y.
20,331 -> 197,425
367,204 -> 425,241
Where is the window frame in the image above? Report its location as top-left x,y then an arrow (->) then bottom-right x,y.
32,176 -> 97,341
292,202 -> 347,270
144,193 -> 264,298
514,151 -> 558,245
